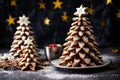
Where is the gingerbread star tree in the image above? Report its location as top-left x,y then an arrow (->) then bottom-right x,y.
59,5 -> 103,67
9,15 -> 43,71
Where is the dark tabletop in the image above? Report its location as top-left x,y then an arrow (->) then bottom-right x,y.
0,48 -> 120,80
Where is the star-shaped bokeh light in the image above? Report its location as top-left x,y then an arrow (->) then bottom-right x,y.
11,0 -> 16,6
106,0 -> 112,5
53,0 -> 63,9
99,19 -> 106,28
61,12 -> 68,22
38,2 -> 46,9
87,6 -> 94,15
6,15 -> 15,26
112,48 -> 119,53
44,17 -> 50,26
116,10 -> 120,19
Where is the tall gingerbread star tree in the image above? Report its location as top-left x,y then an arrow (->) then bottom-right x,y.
9,15 -> 43,71
59,5 -> 103,67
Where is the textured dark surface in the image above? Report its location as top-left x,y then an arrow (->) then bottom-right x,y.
0,65 -> 120,80
0,48 -> 120,80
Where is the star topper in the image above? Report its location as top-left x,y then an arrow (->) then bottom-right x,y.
17,15 -> 30,26
74,5 -> 87,17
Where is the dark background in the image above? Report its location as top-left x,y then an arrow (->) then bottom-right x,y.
0,0 -> 120,49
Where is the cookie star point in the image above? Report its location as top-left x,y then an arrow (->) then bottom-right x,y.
24,38 -> 33,45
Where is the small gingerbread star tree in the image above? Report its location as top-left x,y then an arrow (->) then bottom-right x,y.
59,5 -> 103,67
9,15 -> 43,71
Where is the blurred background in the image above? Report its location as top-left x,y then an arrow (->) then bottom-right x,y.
0,0 -> 120,52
